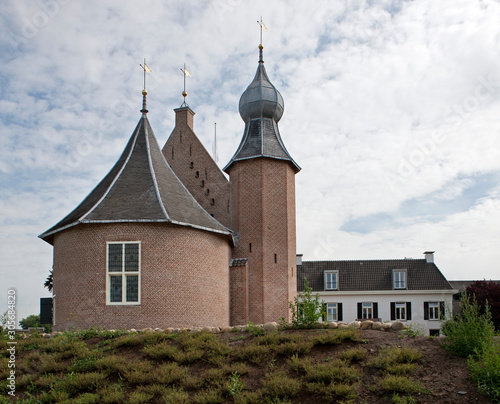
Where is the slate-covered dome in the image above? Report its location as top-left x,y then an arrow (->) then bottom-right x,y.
238,47 -> 284,123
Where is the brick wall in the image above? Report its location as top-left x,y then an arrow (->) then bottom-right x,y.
228,158 -> 297,324
52,222 -> 231,330
162,107 -> 232,229
229,262 -> 249,325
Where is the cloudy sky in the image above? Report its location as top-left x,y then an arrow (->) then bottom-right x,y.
1,0 -> 499,321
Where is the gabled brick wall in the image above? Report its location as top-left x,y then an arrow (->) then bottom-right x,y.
162,107 -> 232,229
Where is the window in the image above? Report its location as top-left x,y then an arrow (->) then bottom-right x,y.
390,302 -> 412,321
107,242 -> 141,305
358,302 -> 378,320
393,269 -> 406,289
395,303 -> 406,320
424,301 -> 445,321
362,302 -> 373,319
326,303 -> 337,322
324,271 -> 338,290
428,302 -> 439,320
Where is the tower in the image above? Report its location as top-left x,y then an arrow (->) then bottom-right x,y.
224,44 -> 301,324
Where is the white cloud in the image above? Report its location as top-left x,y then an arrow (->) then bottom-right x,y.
1,0 -> 500,320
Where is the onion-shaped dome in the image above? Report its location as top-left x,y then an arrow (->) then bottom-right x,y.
239,48 -> 284,123
224,46 -> 300,173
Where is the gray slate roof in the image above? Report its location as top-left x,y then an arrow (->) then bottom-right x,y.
298,259 -> 453,292
224,49 -> 300,173
40,114 -> 231,244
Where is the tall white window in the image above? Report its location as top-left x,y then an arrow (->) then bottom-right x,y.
326,303 -> 337,322
395,302 -> 406,321
428,302 -> 439,320
362,302 -> 373,319
324,271 -> 338,290
393,270 -> 406,289
107,242 -> 141,305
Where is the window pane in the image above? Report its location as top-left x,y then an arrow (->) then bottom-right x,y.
327,303 -> 337,321
110,276 -> 122,302
108,244 -> 123,272
326,272 -> 337,289
126,275 -> 139,302
125,244 -> 139,272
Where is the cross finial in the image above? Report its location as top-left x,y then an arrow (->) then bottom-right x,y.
257,17 -> 267,47
139,58 -> 152,114
180,63 -> 191,107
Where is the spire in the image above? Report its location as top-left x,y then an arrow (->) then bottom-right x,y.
224,39 -> 300,173
139,58 -> 152,114
180,63 -> 191,107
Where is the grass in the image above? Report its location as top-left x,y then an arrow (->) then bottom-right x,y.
0,326 -> 481,403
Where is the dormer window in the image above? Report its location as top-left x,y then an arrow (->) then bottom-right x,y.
393,269 -> 407,289
324,270 -> 338,290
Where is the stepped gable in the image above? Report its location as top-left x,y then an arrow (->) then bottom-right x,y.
40,112 -> 231,245
224,46 -> 300,173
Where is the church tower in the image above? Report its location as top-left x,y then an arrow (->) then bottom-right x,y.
224,44 -> 300,324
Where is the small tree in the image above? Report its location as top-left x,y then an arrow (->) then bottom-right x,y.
465,280 -> 500,331
289,278 -> 325,328
19,314 -> 41,330
441,292 -> 495,357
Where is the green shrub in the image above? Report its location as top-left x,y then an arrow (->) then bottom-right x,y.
467,340 -> 500,402
290,279 -> 324,328
162,387 -> 190,404
378,375 -> 428,394
312,329 -> 360,345
441,293 -> 495,357
246,322 -> 266,337
227,372 -> 244,396
340,348 -> 366,362
261,370 -> 301,399
98,384 -> 126,404
367,346 -> 422,374
154,362 -> 188,385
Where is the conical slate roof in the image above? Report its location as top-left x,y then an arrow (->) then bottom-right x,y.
224,47 -> 300,173
40,112 -> 231,245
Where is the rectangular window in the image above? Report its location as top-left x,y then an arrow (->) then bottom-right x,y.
326,303 -> 337,322
393,269 -> 406,289
428,302 -> 440,320
107,242 -> 141,305
362,302 -> 373,319
324,271 -> 338,290
395,302 -> 406,321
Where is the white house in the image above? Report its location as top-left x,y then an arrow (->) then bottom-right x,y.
297,251 -> 457,336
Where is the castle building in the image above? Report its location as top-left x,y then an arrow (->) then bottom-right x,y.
39,44 -> 299,330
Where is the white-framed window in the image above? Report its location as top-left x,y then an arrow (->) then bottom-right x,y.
362,302 -> 373,319
393,269 -> 406,289
324,270 -> 338,290
106,242 -> 141,305
395,302 -> 406,321
428,302 -> 440,320
326,303 -> 337,322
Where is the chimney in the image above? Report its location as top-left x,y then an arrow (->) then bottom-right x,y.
296,254 -> 303,266
174,106 -> 195,130
424,251 -> 435,263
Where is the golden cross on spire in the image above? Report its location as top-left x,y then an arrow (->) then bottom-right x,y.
139,58 -> 152,114
257,16 -> 267,47
180,63 -> 191,107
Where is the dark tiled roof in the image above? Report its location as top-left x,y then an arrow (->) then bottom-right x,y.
224,50 -> 300,173
230,258 -> 248,267
40,114 -> 231,244
298,259 -> 453,292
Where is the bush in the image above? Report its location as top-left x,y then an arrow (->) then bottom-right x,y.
468,340 -> 500,402
290,279 -> 324,329
441,293 -> 495,357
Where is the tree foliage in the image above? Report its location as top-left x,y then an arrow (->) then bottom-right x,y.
19,314 -> 41,330
289,278 -> 324,328
465,280 -> 500,330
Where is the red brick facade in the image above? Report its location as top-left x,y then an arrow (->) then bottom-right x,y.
52,223 -> 230,330
162,107 -> 232,229
227,158 -> 297,324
